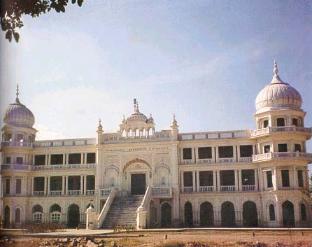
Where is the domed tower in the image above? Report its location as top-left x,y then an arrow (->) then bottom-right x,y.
253,62 -> 312,227
1,86 -> 36,227
119,99 -> 155,138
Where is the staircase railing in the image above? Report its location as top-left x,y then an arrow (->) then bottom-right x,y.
136,186 -> 151,229
97,187 -> 117,228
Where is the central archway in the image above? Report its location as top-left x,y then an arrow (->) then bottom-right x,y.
200,202 -> 214,227
282,201 -> 295,227
243,201 -> 258,227
161,202 -> 172,227
67,204 -> 80,228
221,201 -> 235,227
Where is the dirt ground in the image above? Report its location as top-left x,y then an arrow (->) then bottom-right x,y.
1,229 -> 312,247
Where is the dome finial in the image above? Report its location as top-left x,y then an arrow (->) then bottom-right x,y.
273,60 -> 279,77
133,98 -> 139,113
16,84 -> 20,103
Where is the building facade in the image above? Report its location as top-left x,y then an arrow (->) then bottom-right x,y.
1,62 -> 311,228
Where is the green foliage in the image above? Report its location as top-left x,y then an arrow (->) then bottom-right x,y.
0,0 -> 84,42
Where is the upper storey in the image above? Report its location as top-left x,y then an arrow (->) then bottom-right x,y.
255,61 -> 302,114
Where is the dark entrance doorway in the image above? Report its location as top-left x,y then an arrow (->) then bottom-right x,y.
161,203 -> 172,227
200,202 -> 214,226
131,173 -> 146,195
4,206 -> 10,228
243,201 -> 258,227
282,201 -> 295,227
184,202 -> 193,227
221,201 -> 235,227
67,204 -> 80,228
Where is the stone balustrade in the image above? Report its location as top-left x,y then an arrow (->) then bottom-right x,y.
251,126 -> 312,137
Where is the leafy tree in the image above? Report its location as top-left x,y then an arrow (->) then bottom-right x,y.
0,0 -> 84,42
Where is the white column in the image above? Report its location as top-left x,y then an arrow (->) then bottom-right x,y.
47,176 -> 50,195
181,172 -> 184,192
32,177 -> 34,196
81,153 -> 84,164
215,146 -> 219,163
238,170 -> 242,191
213,171 -> 217,191
84,175 -> 87,195
196,171 -> 200,192
234,170 -> 239,191
192,171 -> 196,192
292,167 -> 297,189
65,176 -> 68,195
44,176 -> 47,195
254,169 -> 258,191
80,176 -> 83,195
217,170 -> 220,191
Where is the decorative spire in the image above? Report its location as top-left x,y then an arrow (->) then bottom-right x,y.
16,84 -> 20,103
97,118 -> 103,132
171,113 -> 178,129
271,60 -> 283,84
133,98 -> 139,113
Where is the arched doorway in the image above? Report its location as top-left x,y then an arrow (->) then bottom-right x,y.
243,201 -> 258,227
200,202 -> 214,227
4,206 -> 10,228
282,201 -> 295,227
161,202 -> 172,227
221,201 -> 235,227
67,204 -> 80,228
15,208 -> 21,224
184,202 -> 193,227
149,201 -> 157,227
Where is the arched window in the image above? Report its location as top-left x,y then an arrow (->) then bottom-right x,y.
32,205 -> 43,223
300,203 -> 307,221
15,208 -> 21,224
269,204 -> 275,221
50,204 -> 61,223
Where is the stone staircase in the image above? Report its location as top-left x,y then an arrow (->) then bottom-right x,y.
102,194 -> 144,228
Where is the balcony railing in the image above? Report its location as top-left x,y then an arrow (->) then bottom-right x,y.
86,190 -> 95,195
197,159 -> 215,164
217,158 -> 236,163
151,187 -> 172,198
251,126 -> 312,137
33,191 -> 45,196
252,152 -> 312,162
68,190 -> 81,196
1,163 -> 31,171
50,190 -> 62,196
183,186 -> 193,193
181,160 -> 194,165
242,185 -> 256,191
239,157 -> 252,162
220,185 -> 235,192
32,164 -> 96,170
199,186 -> 214,192
100,188 -> 112,197
1,141 -> 33,147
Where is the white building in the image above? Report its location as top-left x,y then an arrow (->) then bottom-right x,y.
1,62 -> 311,228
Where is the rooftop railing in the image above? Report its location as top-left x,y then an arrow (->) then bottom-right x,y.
179,130 -> 250,141
251,126 -> 312,137
1,141 -> 33,147
34,138 -> 96,147
32,163 -> 96,170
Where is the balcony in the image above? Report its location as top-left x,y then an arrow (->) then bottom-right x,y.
1,141 -> 33,147
33,191 -> 45,196
1,163 -> 31,171
220,185 -> 235,192
242,185 -> 256,191
182,186 -> 193,193
252,152 -> 312,162
86,190 -> 95,195
151,187 -> 172,198
199,186 -> 214,192
99,188 -> 112,197
32,163 -> 96,170
239,157 -> 252,162
50,190 -> 62,196
251,126 -> 312,138
217,158 -> 236,163
67,190 -> 81,196
197,159 -> 215,164
181,160 -> 194,165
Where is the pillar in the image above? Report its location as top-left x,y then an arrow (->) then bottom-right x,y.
196,171 -> 200,192
213,170 -> 217,191
62,176 -> 66,195
47,176 -> 50,195
234,170 -> 238,191
80,176 -> 83,195
192,171 -> 196,192
254,169 -> 258,191
217,170 -> 220,191
238,169 -> 242,191
292,167 -> 297,189
181,172 -> 184,192
84,175 -> 87,195
65,176 -> 68,195
44,176 -> 47,195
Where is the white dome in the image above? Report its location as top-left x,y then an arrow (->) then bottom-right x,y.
4,97 -> 35,128
255,62 -> 302,112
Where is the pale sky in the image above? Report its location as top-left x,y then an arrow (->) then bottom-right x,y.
0,0 -> 311,156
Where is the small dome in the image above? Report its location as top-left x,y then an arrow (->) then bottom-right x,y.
255,61 -> 302,112
126,98 -> 148,123
3,96 -> 35,128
